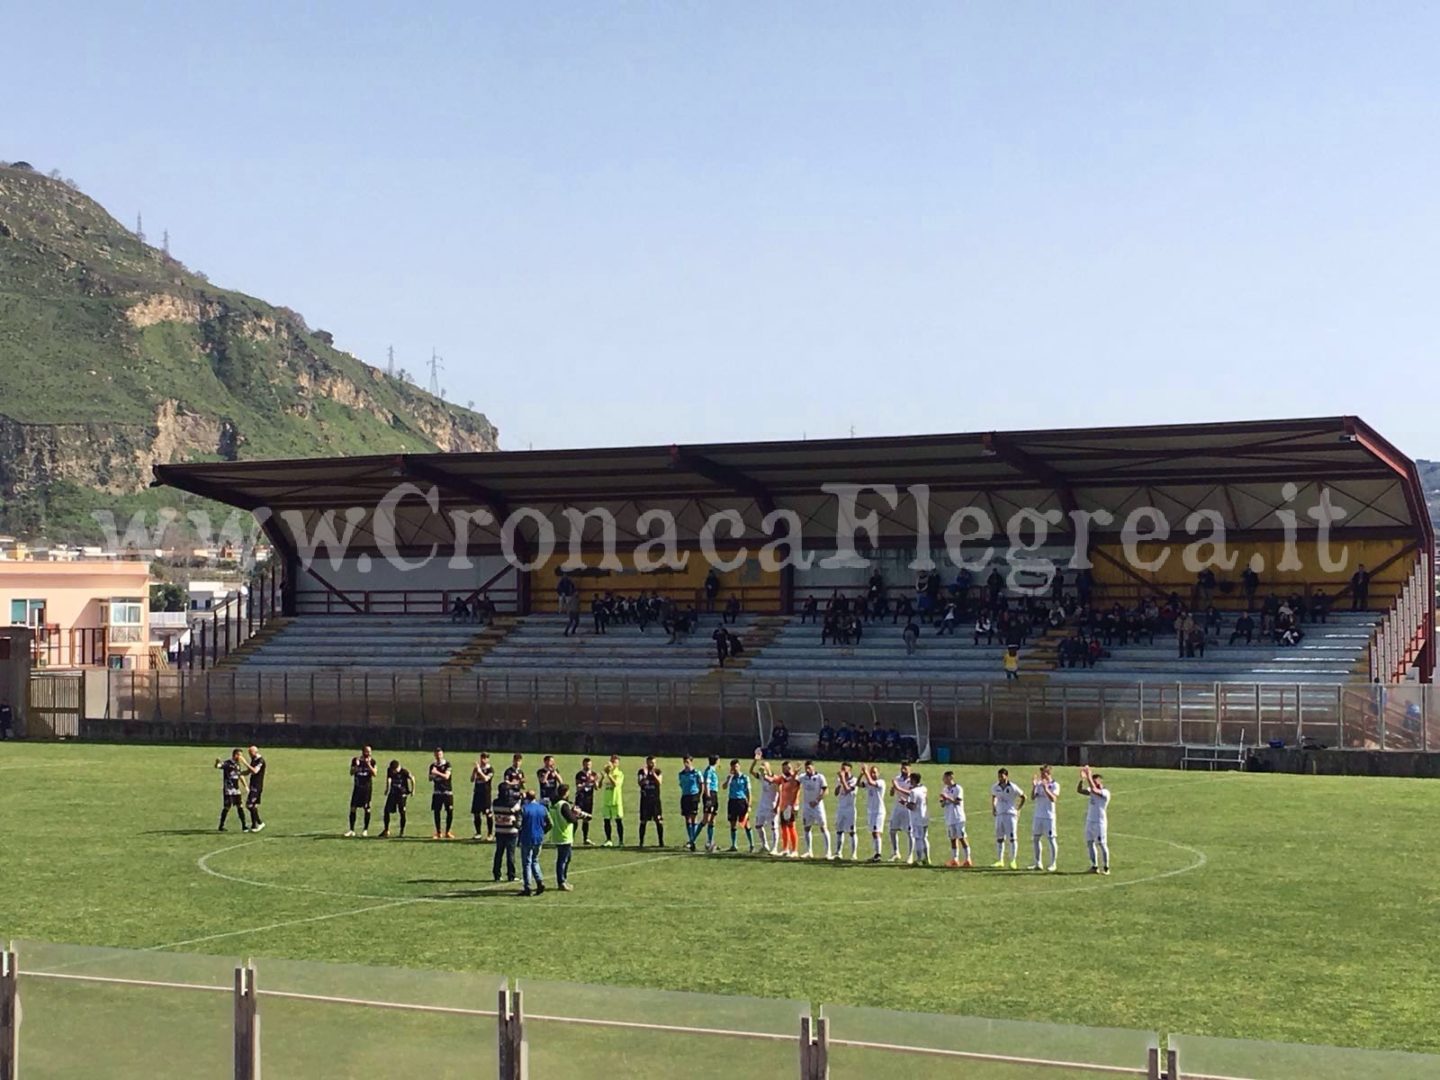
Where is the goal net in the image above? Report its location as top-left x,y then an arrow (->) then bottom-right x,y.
754,699 -> 931,762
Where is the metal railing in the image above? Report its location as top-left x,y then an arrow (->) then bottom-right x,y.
95,669 -> 1439,752
4,941 -> 1438,1080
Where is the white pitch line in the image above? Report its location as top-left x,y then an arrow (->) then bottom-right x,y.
149,849 -> 681,953
143,898 -> 422,952
0,760 -> 102,771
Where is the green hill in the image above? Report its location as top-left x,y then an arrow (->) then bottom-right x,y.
0,161 -> 498,541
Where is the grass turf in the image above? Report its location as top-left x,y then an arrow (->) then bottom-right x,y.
3,740 -> 1438,1068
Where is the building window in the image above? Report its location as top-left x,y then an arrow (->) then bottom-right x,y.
108,598 -> 144,644
9,599 -> 45,627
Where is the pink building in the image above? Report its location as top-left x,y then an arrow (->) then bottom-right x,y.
0,561 -> 152,669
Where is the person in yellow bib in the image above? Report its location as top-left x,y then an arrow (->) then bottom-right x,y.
599,753 -> 626,847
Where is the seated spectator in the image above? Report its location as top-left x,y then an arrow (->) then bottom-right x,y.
723,596 -> 741,625
902,618 -> 920,655
1229,612 -> 1255,645
848,614 -> 864,644
766,722 -> 790,758
936,602 -> 958,635
974,612 -> 995,646
450,597 -> 471,622
1279,624 -> 1305,647
1087,636 -> 1104,667
799,595 -> 819,624
892,595 -> 914,625
1311,589 -> 1331,624
834,724 -> 854,753
1187,623 -> 1206,658
817,721 -> 835,757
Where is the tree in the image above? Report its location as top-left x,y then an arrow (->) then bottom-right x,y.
314,329 -> 335,346
149,582 -> 186,613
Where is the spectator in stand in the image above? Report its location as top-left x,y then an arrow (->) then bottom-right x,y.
1051,569 -> 1066,604
1242,565 -> 1260,608
915,572 -> 931,622
726,629 -> 745,662
591,594 -> 609,635
1311,588 -> 1331,624
800,595 -> 819,624
712,625 -> 731,667
450,596 -> 470,622
723,596 -> 741,625
892,594 -> 914,626
1177,612 -> 1195,658
936,601 -> 958,636
820,612 -> 838,645
1087,636 -> 1104,667
1076,568 -> 1093,608
1351,564 -> 1370,609
767,722 -> 790,758
867,570 -> 885,616
848,613 -> 864,644
817,720 -> 835,757
1195,567 -> 1217,608
1229,612 -> 1255,645
1187,622 -> 1206,658
562,592 -> 581,637
974,611 -> 995,646
955,567 -> 974,608
1003,645 -> 1020,681
704,568 -> 720,613
902,618 -> 920,656
986,567 -> 1005,607
556,572 -> 577,606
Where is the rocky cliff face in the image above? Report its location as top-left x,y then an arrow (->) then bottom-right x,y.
0,163 -> 499,519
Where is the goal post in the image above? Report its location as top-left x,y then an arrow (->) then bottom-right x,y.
754,698 -> 931,762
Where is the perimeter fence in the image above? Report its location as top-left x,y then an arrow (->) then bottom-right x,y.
3,941 -> 1438,1079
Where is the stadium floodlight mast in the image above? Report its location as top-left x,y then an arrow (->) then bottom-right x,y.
755,698 -> 931,762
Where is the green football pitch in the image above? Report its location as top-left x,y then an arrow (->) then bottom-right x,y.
2,740 -> 1437,1059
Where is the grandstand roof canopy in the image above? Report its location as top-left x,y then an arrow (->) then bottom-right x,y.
154,415 -> 1431,554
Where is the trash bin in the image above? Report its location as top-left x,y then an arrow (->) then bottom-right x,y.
935,745 -> 951,764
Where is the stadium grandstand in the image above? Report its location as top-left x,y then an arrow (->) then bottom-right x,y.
134,415 -> 1437,764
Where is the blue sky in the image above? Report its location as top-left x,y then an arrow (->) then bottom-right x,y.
8,3 -> 1440,455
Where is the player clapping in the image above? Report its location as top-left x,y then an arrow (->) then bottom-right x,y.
905,771 -> 930,866
346,746 -> 378,837
1077,765 -> 1112,874
939,771 -> 971,867
798,760 -> 832,860
860,764 -> 886,862
833,762 -> 859,860
1029,764 -> 1059,872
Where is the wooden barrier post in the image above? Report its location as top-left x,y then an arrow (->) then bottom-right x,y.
497,983 -> 528,1080
233,963 -> 259,1080
0,944 -> 18,1080
799,1013 -> 828,1079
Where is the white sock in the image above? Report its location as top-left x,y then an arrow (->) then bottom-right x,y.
1088,840 -> 1098,867
997,840 -> 1005,861
823,831 -> 832,858
1047,836 -> 1059,866
1098,840 -> 1110,869
1032,836 -> 1042,865
890,830 -> 902,857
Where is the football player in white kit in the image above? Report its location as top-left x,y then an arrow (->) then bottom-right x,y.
887,762 -> 913,863
798,760 -> 832,859
833,762 -> 859,860
905,771 -> 930,866
1077,765 -> 1111,874
750,751 -> 778,853
861,764 -> 886,862
939,770 -> 972,868
1029,764 -> 1060,871
989,767 -> 1026,869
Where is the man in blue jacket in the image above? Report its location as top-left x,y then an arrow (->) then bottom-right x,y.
518,789 -> 551,896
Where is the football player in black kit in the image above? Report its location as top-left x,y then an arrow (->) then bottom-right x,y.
537,754 -> 561,805
379,759 -> 414,838
245,744 -> 267,833
636,756 -> 665,848
429,747 -> 455,840
470,752 -> 495,841
214,748 -> 248,831
574,757 -> 599,846
347,746 -> 378,837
